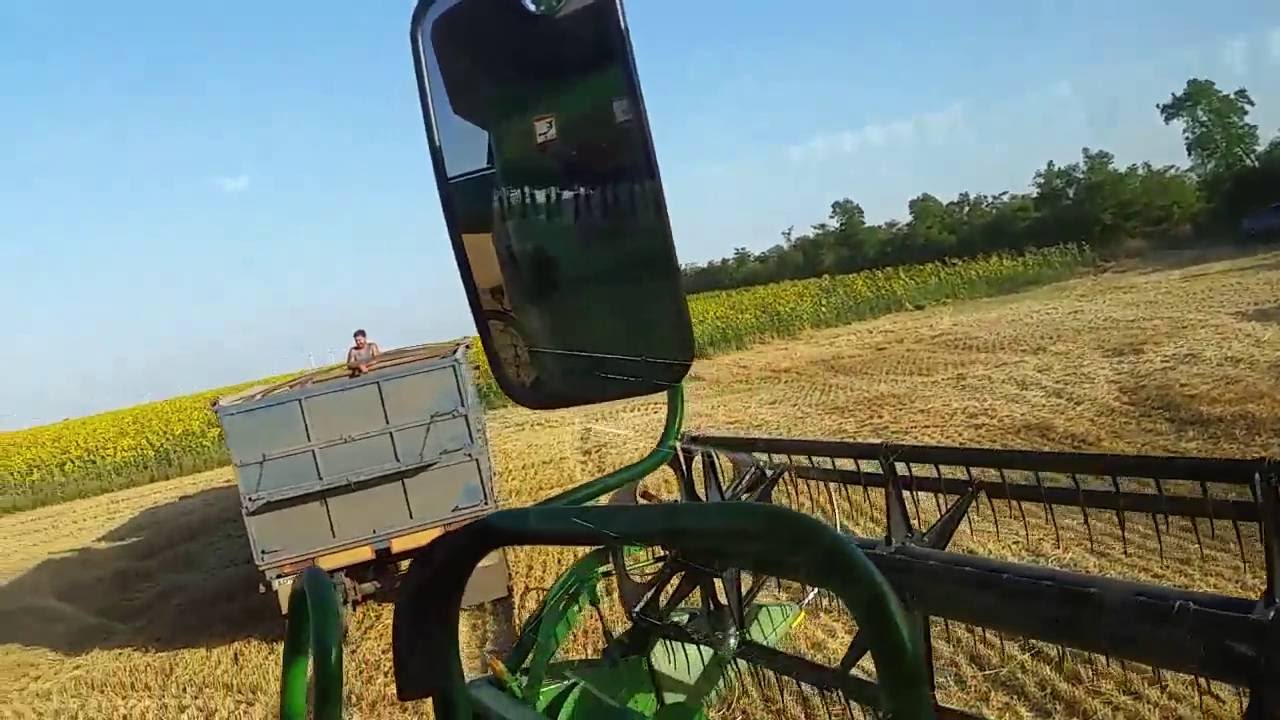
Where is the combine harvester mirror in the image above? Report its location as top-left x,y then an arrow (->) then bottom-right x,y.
410,0 -> 694,409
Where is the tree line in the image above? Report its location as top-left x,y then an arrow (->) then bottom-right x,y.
681,77 -> 1280,294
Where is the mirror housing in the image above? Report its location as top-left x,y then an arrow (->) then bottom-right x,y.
409,0 -> 694,410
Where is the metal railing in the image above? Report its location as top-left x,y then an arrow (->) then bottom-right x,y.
676,434 -> 1280,719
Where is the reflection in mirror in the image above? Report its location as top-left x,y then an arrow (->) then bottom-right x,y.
410,0 -> 694,409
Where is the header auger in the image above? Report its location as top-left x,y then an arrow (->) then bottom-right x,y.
275,0 -> 1279,717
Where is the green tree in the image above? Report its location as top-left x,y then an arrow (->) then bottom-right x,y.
682,77 -> 1253,294
828,199 -> 866,231
1157,78 -> 1260,184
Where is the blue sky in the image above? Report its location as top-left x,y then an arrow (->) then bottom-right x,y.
2,1 -> 1279,429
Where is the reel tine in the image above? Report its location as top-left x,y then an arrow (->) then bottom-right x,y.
768,667 -> 788,712
1150,509 -> 1166,563
679,642 -> 693,676
1153,477 -> 1171,531
1232,519 -> 1248,572
1110,475 -> 1129,555
793,456 -> 814,517
1069,473 -> 1095,551
659,637 -> 674,667
998,468 -> 1015,519
928,465 -> 945,519
804,455 -> 822,518
790,456 -> 810,516
1201,479 -> 1217,539
1033,471 -> 1061,549
840,480 -> 858,531
904,463 -> 924,529
970,465 -> 1001,540
782,456 -> 800,511
853,459 -> 872,507
999,468 -> 1031,542
1189,514 -> 1206,560
824,456 -> 849,530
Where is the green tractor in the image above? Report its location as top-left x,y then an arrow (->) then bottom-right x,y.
277,1 -> 1280,718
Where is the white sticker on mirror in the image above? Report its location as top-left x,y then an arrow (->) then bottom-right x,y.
533,114 -> 557,144
612,97 -> 634,124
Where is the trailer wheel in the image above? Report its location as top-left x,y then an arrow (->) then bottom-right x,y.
338,601 -> 352,640
333,572 -> 358,641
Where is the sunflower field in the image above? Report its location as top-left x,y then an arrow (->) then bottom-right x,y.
0,244 -> 1090,513
0,373 -> 303,513
688,243 -> 1091,356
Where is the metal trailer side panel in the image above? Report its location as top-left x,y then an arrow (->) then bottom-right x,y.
244,455 -> 493,571
214,342 -> 501,576
222,357 -> 475,508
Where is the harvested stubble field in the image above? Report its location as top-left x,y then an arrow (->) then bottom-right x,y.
1,249 -> 1278,719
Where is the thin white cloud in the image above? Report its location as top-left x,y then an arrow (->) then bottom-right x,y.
788,102 -> 965,162
214,174 -> 250,193
1269,27 -> 1280,63
1221,36 -> 1249,75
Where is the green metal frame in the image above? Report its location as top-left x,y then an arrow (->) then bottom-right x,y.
390,501 -> 935,720
537,385 -> 684,507
279,566 -> 344,720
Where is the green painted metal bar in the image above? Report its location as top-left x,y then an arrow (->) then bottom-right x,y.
280,566 -> 345,720
510,548 -> 614,700
536,385 -> 684,507
392,501 -> 935,720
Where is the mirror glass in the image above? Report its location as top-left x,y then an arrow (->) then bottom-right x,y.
410,0 -> 694,409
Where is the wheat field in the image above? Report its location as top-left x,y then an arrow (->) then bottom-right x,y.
1,249 -> 1277,719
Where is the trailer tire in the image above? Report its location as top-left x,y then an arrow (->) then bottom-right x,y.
338,601 -> 352,640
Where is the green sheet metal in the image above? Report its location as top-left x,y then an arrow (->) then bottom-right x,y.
510,602 -> 799,720
648,604 -> 800,707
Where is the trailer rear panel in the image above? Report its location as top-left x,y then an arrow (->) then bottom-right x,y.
213,341 -> 503,601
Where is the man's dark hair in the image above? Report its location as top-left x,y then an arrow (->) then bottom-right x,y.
353,329 -> 367,339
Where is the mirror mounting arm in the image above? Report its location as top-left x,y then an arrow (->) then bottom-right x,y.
535,384 -> 684,507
